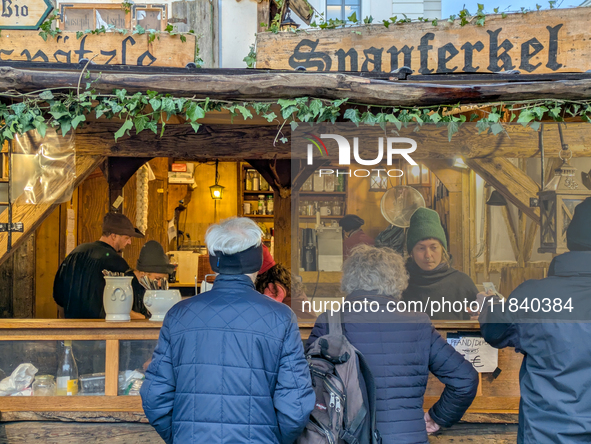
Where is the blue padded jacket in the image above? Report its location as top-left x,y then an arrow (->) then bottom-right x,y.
141,274 -> 315,444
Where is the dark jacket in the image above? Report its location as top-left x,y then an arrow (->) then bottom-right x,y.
479,251 -> 591,444
307,291 -> 479,444
53,241 -> 130,318
403,261 -> 478,320
140,274 -> 315,444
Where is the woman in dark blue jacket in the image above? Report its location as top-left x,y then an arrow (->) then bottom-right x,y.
307,245 -> 479,444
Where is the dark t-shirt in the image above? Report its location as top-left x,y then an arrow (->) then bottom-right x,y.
53,241 -> 130,319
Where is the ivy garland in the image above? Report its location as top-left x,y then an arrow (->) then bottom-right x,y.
1,84 -> 590,146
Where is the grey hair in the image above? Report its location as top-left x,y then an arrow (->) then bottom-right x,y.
205,217 -> 262,255
341,244 -> 409,301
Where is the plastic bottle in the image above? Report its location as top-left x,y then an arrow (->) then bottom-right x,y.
56,340 -> 79,396
253,173 -> 260,191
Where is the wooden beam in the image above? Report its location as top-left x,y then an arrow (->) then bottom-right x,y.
288,0 -> 313,24
484,188 -> 491,281
9,66 -> 591,108
501,206 -> 520,261
103,157 -> 152,213
257,0 -> 271,33
0,155 -> 105,266
466,158 -> 540,224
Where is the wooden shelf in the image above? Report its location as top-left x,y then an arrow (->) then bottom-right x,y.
243,214 -> 274,218
299,215 -> 344,219
0,178 -> 9,183
299,192 -> 346,196
243,190 -> 273,194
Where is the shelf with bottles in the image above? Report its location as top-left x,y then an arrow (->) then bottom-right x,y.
237,163 -> 275,219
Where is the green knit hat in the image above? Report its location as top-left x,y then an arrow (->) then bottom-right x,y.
406,207 -> 448,254
567,197 -> 591,251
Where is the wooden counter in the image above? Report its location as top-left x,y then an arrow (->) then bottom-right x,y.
0,319 -> 520,420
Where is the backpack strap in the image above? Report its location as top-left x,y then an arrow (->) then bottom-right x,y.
357,351 -> 382,444
327,309 -> 344,336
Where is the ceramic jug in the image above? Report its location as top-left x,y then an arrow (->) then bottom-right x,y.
143,290 -> 182,321
103,276 -> 134,321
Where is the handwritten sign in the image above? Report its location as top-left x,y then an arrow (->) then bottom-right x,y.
0,0 -> 53,30
256,7 -> 591,75
447,334 -> 498,373
0,30 -> 197,67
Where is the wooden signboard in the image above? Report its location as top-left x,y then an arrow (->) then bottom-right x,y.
0,0 -> 53,30
0,30 -> 197,67
256,7 -> 591,75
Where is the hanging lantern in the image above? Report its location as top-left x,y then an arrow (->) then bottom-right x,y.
538,127 -> 591,254
210,160 -> 225,200
280,10 -> 300,31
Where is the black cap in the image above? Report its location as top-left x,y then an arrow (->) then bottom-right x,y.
137,241 -> 175,274
339,214 -> 365,232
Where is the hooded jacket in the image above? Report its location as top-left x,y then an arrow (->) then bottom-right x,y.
140,274 -> 315,444
307,291 -> 479,444
479,251 -> 591,444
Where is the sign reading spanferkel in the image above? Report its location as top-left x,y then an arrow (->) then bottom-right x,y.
0,0 -> 53,30
256,8 -> 591,75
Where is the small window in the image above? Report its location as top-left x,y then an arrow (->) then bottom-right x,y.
326,0 -> 360,22
59,4 -> 131,31
58,3 -> 167,32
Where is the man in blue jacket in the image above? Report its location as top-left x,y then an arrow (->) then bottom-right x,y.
480,197 -> 591,443
141,217 -> 315,444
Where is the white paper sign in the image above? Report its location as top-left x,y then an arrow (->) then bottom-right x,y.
447,335 -> 498,373
167,219 -> 177,243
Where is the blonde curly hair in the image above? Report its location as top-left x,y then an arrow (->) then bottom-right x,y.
341,244 -> 409,301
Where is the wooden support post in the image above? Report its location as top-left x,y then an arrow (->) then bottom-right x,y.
484,188 -> 492,282
247,159 -> 292,269
466,158 -> 540,224
257,0 -> 271,33
461,169 -> 471,275
105,339 -> 120,396
469,171 -> 477,282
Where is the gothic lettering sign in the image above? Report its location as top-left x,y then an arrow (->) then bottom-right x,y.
0,0 -> 52,29
256,8 -> 589,75
0,31 -> 197,67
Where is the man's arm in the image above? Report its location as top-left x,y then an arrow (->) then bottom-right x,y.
478,295 -> 520,349
140,319 -> 176,444
274,315 -> 315,444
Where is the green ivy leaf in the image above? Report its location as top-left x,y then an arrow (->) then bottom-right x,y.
262,112 -> 277,122
149,98 -> 161,111
134,116 -> 147,133
71,114 -> 86,130
190,122 -> 201,132
290,121 -> 299,131
115,89 -> 127,101
236,105 -> 253,120
530,121 -> 541,131
114,120 -> 133,141
344,108 -> 361,126
180,35 -> 186,43
39,91 -> 54,100
490,123 -> 504,135
186,103 -> 205,121
383,20 -> 390,28
35,121 -> 48,138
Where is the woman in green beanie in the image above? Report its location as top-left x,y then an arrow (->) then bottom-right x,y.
403,208 -> 478,320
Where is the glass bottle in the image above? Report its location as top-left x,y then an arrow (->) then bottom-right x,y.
245,170 -> 253,191
253,173 -> 260,191
313,172 -> 324,192
336,173 -> 345,192
324,174 -> 335,192
267,195 -> 274,215
33,375 -> 56,396
260,176 -> 269,191
56,340 -> 79,396
258,195 -> 266,215
302,175 -> 313,192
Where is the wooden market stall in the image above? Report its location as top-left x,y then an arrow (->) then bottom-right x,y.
2,5 -> 591,442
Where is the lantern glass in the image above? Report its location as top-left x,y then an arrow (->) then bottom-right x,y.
210,184 -> 224,200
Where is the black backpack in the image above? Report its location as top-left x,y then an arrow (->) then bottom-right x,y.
298,312 -> 381,444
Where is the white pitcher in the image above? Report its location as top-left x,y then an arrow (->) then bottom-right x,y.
144,290 -> 182,321
103,276 -> 134,321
